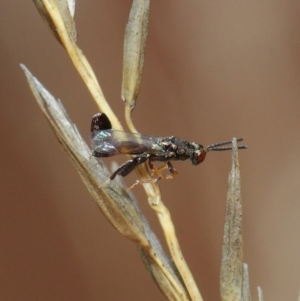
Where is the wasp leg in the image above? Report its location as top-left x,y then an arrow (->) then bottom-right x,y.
127,161 -> 179,191
148,160 -> 166,177
165,161 -> 179,178
148,161 -> 179,180
127,162 -> 178,190
109,154 -> 149,180
126,177 -> 160,191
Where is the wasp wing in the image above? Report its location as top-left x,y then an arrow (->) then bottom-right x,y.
91,130 -> 164,157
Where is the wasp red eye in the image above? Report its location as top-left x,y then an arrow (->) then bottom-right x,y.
190,149 -> 206,165
197,150 -> 206,164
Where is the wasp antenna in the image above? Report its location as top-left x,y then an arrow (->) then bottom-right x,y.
207,138 -> 247,152
208,145 -> 248,151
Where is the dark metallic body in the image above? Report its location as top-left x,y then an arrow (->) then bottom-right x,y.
90,112 -> 247,181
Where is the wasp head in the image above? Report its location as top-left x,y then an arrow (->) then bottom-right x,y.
190,143 -> 207,165
191,138 -> 248,165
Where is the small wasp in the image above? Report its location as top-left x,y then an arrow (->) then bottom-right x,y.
91,113 -> 247,188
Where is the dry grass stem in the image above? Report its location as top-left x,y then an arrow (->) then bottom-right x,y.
121,1 -> 202,299
34,0 -> 121,129
153,205 -> 203,301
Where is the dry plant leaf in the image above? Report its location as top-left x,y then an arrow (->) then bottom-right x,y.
220,138 -> 243,301
21,64 -> 191,301
33,0 -> 77,44
242,263 -> 252,301
122,0 -> 150,110
66,0 -> 76,17
257,287 -> 265,301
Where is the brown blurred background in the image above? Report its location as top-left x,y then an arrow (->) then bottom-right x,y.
1,1 -> 300,300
